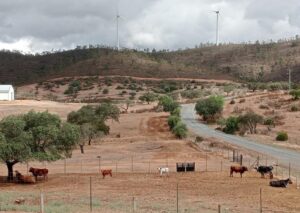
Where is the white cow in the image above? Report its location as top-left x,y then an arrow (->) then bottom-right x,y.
158,167 -> 169,177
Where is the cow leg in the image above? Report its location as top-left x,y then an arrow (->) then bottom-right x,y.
240,173 -> 242,178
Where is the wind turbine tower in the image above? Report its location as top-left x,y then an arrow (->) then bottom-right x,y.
116,10 -> 120,50
214,10 -> 220,46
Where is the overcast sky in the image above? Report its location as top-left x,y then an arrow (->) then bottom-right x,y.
0,0 -> 299,53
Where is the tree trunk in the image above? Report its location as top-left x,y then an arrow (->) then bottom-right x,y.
88,138 -> 92,146
79,144 -> 84,154
6,161 -> 17,182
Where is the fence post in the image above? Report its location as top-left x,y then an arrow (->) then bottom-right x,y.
132,197 -> 136,213
218,204 -> 221,213
131,156 -> 133,172
90,176 -> 92,212
260,188 -> 262,213
240,155 -> 243,166
116,161 -> 118,174
81,160 -> 83,174
64,159 -> 66,174
232,150 -> 235,162
176,183 -> 179,213
205,153 -> 208,172
26,162 -> 29,175
166,153 -> 169,167
257,156 -> 260,166
221,161 -> 223,172
227,149 -> 230,160
40,192 -> 44,213
289,163 -> 291,179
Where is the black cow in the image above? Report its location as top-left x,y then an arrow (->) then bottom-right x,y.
270,178 -> 291,188
254,166 -> 273,178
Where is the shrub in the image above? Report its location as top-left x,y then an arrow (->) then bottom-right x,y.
158,96 -> 179,112
291,105 -> 299,112
290,89 -> 300,100
64,80 -> 81,95
171,107 -> 181,117
195,136 -> 204,143
238,111 -> 263,134
167,115 -> 180,130
239,98 -> 246,103
172,122 -> 188,139
259,104 -> 269,110
139,92 -> 157,104
181,90 -> 201,99
223,116 -> 239,134
102,89 -> 109,94
276,132 -> 288,141
195,96 -> 224,122
229,99 -> 235,105
263,117 -> 275,127
116,85 -> 124,90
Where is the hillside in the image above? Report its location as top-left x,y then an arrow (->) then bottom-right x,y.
1,39 -> 300,86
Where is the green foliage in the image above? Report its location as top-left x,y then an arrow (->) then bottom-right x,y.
139,92 -> 157,104
0,111 -> 80,180
263,117 -> 275,127
158,95 -> 179,112
223,85 -> 235,95
238,111 -> 263,134
64,80 -> 81,95
181,90 -> 201,99
159,81 -> 178,93
102,88 -> 109,94
195,96 -> 224,121
171,107 -> 181,117
223,116 -> 239,134
290,89 -> 300,100
291,105 -> 299,112
172,122 -> 188,139
95,103 -> 120,122
276,132 -> 288,141
167,115 -> 180,130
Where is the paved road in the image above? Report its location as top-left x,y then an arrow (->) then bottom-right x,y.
181,104 -> 300,171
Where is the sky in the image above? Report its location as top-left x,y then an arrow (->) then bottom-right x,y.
0,0 -> 299,53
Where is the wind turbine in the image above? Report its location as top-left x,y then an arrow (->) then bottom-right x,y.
213,10 -> 220,46
116,9 -> 120,50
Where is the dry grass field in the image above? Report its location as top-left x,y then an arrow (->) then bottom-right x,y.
0,100 -> 299,212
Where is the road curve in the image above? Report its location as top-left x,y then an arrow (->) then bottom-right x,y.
181,104 -> 300,171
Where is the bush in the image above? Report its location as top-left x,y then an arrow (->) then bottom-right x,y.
158,96 -> 179,112
223,116 -> 239,134
195,136 -> 204,143
139,92 -> 157,104
229,99 -> 235,105
172,122 -> 188,139
290,89 -> 300,100
263,117 -> 275,127
195,96 -> 224,122
102,89 -> 109,94
181,90 -> 201,99
64,80 -> 81,95
239,98 -> 246,103
276,132 -> 288,141
171,107 -> 181,117
238,111 -> 263,134
168,115 -> 180,130
116,85 -> 124,90
291,105 -> 299,112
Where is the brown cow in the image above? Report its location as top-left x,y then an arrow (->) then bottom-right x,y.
100,169 -> 112,179
230,166 -> 248,178
29,167 -> 48,181
15,171 -> 36,184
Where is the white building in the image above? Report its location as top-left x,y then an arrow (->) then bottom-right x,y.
0,85 -> 15,101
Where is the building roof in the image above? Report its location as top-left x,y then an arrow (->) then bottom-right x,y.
0,85 -> 13,93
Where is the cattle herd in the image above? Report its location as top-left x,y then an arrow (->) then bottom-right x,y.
12,163 -> 292,188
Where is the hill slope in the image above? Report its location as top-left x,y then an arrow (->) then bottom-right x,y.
1,40 -> 300,85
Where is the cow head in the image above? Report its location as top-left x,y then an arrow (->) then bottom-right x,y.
29,167 -> 34,172
243,166 -> 248,172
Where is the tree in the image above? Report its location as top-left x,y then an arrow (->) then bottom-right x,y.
238,111 -> 263,134
195,96 -> 224,122
290,89 -> 300,100
223,116 -> 239,134
64,80 -> 81,96
0,111 -> 80,181
172,122 -> 188,139
168,115 -> 180,130
158,95 -> 179,112
139,92 -> 157,104
68,103 -> 120,153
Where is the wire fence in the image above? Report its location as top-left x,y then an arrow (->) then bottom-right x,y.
0,144 -> 299,212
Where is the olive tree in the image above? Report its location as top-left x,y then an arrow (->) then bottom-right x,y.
195,96 -> 224,122
139,92 -> 157,104
0,111 -> 80,181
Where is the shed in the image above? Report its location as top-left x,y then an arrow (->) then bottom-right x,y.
0,85 -> 15,101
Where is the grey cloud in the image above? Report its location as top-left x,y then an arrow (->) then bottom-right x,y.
0,0 -> 299,52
